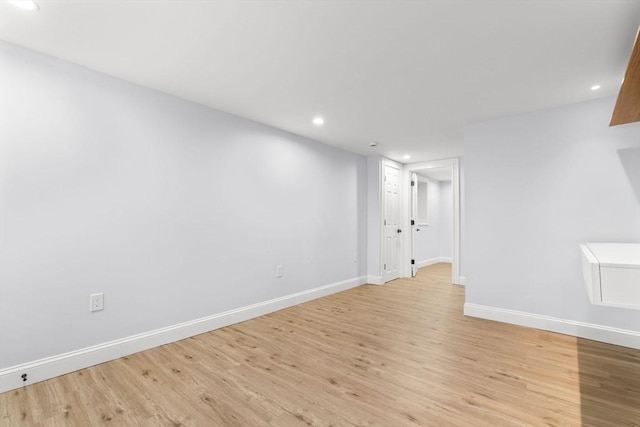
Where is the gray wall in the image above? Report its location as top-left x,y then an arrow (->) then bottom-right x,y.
0,43 -> 367,369
464,96 -> 640,330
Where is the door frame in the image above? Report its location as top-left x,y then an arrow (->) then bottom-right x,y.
410,172 -> 418,277
403,158 -> 462,284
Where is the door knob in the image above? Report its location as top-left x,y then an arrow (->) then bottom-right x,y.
397,229 -> 402,233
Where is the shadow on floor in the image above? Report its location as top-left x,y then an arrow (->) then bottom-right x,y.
577,337 -> 640,425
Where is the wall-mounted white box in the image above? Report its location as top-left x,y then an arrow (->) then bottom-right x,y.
580,243 -> 640,310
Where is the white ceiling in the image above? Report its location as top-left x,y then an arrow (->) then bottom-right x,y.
1,0 -> 639,163
415,167 -> 452,182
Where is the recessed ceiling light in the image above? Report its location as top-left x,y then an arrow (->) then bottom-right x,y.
8,0 -> 39,11
403,155 -> 411,160
591,85 -> 601,91
312,117 -> 324,126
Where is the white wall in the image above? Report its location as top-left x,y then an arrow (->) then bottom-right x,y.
366,155 -> 381,280
0,42 -> 367,369
414,178 -> 440,262
464,96 -> 640,332
459,158 -> 466,278
414,179 -> 452,264
439,180 -> 453,258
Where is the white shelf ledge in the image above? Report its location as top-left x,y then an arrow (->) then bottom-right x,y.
580,243 -> 640,310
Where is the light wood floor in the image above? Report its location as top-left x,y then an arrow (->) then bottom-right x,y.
1,263 -> 639,426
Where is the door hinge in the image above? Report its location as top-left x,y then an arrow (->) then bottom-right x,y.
411,219 -> 415,226
411,259 -> 415,265
384,219 -> 387,225
384,263 -> 387,270
411,180 -> 415,186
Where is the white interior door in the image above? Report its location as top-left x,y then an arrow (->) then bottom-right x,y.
410,172 -> 418,277
383,163 -> 402,282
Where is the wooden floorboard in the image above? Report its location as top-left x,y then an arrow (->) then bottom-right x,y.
1,263 -> 639,426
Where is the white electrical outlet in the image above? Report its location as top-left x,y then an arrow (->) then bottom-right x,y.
90,293 -> 104,312
276,265 -> 283,278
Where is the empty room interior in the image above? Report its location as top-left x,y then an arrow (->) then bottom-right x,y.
1,1 -> 640,425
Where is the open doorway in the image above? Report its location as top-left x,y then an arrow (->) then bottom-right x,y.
411,167 -> 454,276
404,159 -> 461,285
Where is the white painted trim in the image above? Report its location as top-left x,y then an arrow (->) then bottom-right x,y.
416,257 -> 451,269
0,276 -> 366,393
376,156 -> 384,281
404,158 -> 461,284
366,275 -> 384,285
458,276 -> 466,286
464,303 -> 640,349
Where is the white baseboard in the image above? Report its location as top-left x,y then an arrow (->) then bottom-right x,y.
416,257 -> 452,269
366,275 -> 384,285
458,276 -> 466,285
0,276 -> 367,393
464,303 -> 640,349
